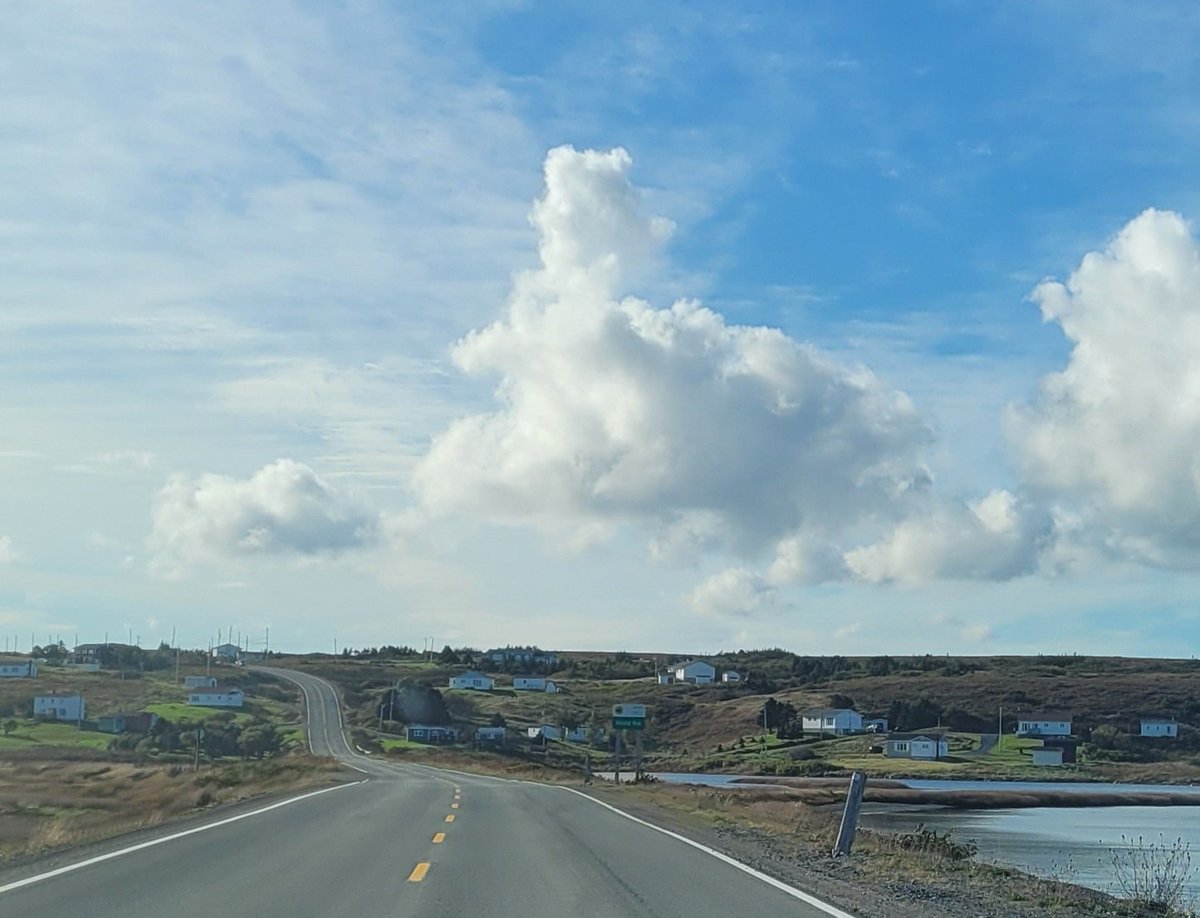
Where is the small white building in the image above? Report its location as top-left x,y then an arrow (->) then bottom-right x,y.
801,708 -> 864,735
884,733 -> 948,760
1141,718 -> 1179,738
1016,715 -> 1072,737
721,671 -> 741,683
656,673 -> 674,685
513,676 -> 558,693
448,671 -> 495,691
671,660 -> 716,684
865,717 -> 890,733
0,659 -> 37,678
1031,747 -> 1064,767
34,693 -> 85,721
183,675 -> 218,688
187,687 -> 245,707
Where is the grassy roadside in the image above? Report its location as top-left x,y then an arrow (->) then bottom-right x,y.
587,781 -> 1190,917
0,753 -> 348,866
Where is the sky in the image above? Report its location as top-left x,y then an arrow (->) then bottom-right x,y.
5,1 -> 1200,656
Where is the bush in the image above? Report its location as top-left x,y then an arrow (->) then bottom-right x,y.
1109,835 -> 1194,912
888,824 -> 977,861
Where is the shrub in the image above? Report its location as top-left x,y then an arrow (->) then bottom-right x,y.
1109,835 -> 1194,912
888,824 -> 978,861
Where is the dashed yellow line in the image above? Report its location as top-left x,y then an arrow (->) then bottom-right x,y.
444,814 -> 455,823
432,832 -> 446,844
408,862 -> 431,883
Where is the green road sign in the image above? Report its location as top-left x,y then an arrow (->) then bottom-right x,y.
611,715 -> 646,730
611,703 -> 647,731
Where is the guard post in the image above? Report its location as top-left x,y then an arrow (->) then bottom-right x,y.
832,771 -> 867,857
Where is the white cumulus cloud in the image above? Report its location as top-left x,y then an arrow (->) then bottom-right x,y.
415,146 -> 934,570
1009,208 -> 1200,568
689,567 -> 775,618
149,459 -> 381,575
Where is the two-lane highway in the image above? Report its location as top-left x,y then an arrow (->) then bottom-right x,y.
1,668 -> 856,918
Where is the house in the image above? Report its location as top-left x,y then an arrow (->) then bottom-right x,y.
211,643 -> 241,660
721,671 -> 741,683
475,726 -> 507,744
97,712 -> 159,734
239,650 -> 267,663
0,659 -> 37,678
406,724 -> 459,744
33,693 -> 86,721
1031,747 -> 1064,767
884,733 -> 949,760
671,660 -> 716,684
527,724 -> 589,743
486,647 -> 558,668
513,676 -> 558,693
187,687 -> 245,707
865,717 -> 890,733
801,708 -> 864,735
448,671 -> 495,691
73,642 -> 134,663
656,673 -> 674,685
1141,718 -> 1179,738
1016,715 -> 1073,737
183,675 -> 218,688
1040,737 -> 1079,763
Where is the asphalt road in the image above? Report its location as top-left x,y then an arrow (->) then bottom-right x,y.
0,668 -> 855,918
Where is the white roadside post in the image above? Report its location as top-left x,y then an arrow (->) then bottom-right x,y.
832,771 -> 867,857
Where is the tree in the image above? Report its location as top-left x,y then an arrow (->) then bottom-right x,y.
2,719 -> 16,736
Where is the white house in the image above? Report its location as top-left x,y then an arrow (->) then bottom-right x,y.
1141,718 -> 1179,738
211,643 -> 240,660
801,708 -> 864,735
671,660 -> 716,684
656,673 -> 674,685
0,659 -> 37,678
527,724 -> 588,742
1031,747 -> 1064,766
1016,715 -> 1072,737
513,676 -> 558,693
884,733 -> 948,760
183,675 -> 218,688
187,687 -> 245,707
34,693 -> 85,721
448,671 -> 495,691
721,671 -> 741,683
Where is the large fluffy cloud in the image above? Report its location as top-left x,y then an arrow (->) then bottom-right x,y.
150,459 -> 381,574
1009,209 -> 1200,568
414,147 -> 935,564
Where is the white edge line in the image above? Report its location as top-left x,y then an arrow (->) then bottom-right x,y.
0,780 -> 365,897
558,787 -> 859,918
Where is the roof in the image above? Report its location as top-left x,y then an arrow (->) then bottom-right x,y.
886,732 -> 946,742
1141,716 -> 1177,723
1016,713 -> 1072,721
803,708 -> 860,717
672,659 -> 714,669
190,686 -> 243,694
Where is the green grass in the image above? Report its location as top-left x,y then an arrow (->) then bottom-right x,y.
379,737 -> 426,751
0,721 -> 113,750
986,734 -> 1042,764
144,702 -> 263,726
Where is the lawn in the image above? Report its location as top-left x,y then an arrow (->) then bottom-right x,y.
0,721 -> 113,750
986,734 -> 1042,765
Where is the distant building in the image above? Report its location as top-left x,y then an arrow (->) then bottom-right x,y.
97,712 -> 159,734
475,726 -> 507,745
211,643 -> 240,660
239,650 -> 267,663
1031,747 -> 1064,767
884,733 -> 948,760
1041,737 -> 1079,763
1140,718 -> 1179,738
486,647 -> 558,668
62,661 -> 101,672
406,724 -> 458,744
1015,715 -> 1072,737
513,676 -> 558,693
73,642 -> 134,663
448,671 -> 495,691
721,671 -> 741,683
0,659 -> 37,678
802,708 -> 864,735
183,675 -> 218,688
671,660 -> 716,684
34,693 -> 86,721
865,717 -> 889,733
187,687 -> 244,707
656,673 -> 674,685
527,724 -> 589,743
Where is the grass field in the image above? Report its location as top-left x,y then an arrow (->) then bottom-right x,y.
0,721 -> 113,750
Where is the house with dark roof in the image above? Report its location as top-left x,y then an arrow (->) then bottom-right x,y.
884,732 -> 949,760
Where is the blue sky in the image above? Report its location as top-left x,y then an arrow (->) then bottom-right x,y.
4,2 -> 1200,656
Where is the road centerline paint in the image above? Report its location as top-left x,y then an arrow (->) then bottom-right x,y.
407,862 -> 430,883
450,802 -> 459,808
444,814 -> 455,823
432,832 -> 445,844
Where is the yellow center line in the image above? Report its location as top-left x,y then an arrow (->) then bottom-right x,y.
407,862 -> 431,883
432,832 -> 446,844
444,814 -> 455,823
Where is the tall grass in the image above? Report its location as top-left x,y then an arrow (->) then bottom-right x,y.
1109,834 -> 1195,913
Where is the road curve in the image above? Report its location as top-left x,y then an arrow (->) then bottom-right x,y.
1,667 -> 858,918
